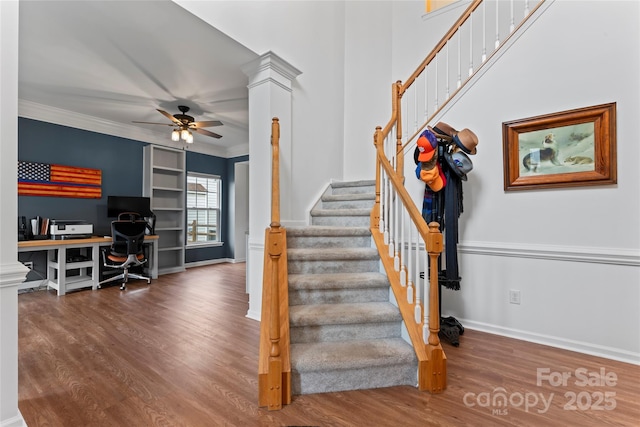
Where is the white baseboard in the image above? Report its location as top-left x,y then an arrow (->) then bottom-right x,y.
185,258 -> 234,268
245,308 -> 261,321
459,318 -> 640,366
0,411 -> 27,427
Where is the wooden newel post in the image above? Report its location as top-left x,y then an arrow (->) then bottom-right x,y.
426,221 -> 443,346
266,223 -> 283,409
265,117 -> 284,410
426,221 -> 446,393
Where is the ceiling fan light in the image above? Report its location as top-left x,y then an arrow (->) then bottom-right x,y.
186,132 -> 194,144
171,129 -> 180,142
181,129 -> 190,141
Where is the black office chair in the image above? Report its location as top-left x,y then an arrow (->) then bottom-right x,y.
98,212 -> 150,290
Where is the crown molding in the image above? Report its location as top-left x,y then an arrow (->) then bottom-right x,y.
18,100 -> 248,158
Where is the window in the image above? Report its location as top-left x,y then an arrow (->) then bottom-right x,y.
186,173 -> 221,245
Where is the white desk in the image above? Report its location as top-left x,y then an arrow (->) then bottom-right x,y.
18,235 -> 159,295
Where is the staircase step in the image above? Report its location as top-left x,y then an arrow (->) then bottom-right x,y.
287,247 -> 379,274
290,302 -> 401,326
287,226 -> 371,249
329,180 -> 376,195
290,338 -> 417,394
290,302 -> 402,343
288,272 -> 389,305
321,193 -> 375,210
310,209 -> 371,227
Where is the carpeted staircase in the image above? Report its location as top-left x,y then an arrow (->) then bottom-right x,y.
287,180 -> 417,394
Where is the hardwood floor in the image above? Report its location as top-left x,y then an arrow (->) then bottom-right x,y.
18,263 -> 639,426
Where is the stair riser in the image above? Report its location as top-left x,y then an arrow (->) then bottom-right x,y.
321,199 -> 374,210
331,185 -> 376,196
287,235 -> 371,249
292,364 -> 417,395
290,322 -> 401,344
311,216 -> 370,227
289,287 -> 389,305
288,259 -> 379,274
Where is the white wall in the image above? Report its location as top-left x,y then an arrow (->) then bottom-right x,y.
342,1 -> 393,181
177,1 -> 348,225
392,0 -> 640,362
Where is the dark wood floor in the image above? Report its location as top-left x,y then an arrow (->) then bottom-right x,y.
18,263 -> 639,426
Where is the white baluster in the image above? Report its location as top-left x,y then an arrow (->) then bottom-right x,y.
413,84 -> 418,133
414,235 -> 422,324
393,192 -> 400,270
388,186 -> 395,259
379,164 -> 384,234
424,69 -> 429,121
445,42 -> 450,100
495,0 -> 500,49
383,171 -> 389,245
524,0 -> 530,17
482,1 -> 487,63
469,14 -> 474,76
423,248 -> 429,343
434,54 -> 439,111
510,0 -> 515,33
400,204 -> 406,286
457,28 -> 461,89
407,218 -> 416,304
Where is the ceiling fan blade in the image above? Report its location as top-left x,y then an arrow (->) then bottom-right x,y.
190,120 -> 223,128
194,128 -> 223,139
157,109 -> 181,125
132,121 -> 175,126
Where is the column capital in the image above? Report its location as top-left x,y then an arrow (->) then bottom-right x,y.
241,51 -> 302,91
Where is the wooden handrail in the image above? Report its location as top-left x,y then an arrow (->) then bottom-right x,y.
258,118 -> 291,410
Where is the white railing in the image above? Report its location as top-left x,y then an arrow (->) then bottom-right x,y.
383,0 -> 545,167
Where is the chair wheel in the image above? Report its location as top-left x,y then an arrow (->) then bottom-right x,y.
120,284 -> 126,290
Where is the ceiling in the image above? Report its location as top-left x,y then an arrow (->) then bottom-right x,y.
18,1 -> 258,157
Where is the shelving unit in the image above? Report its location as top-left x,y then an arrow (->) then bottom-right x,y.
143,145 -> 186,275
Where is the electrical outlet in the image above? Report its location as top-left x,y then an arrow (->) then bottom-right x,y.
22,261 -> 34,269
509,289 -> 521,305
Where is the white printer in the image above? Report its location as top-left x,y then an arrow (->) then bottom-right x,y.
50,220 -> 93,240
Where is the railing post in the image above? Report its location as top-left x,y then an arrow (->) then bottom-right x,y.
426,221 -> 446,393
394,81 -> 404,176
371,127 -> 382,230
266,222 -> 283,409
259,117 -> 291,410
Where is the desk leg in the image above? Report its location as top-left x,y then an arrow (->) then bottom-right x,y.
55,247 -> 66,296
150,240 -> 158,279
91,244 -> 100,290
46,249 -> 54,291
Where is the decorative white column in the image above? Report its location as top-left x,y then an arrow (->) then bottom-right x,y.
0,2 -> 29,426
241,51 -> 301,320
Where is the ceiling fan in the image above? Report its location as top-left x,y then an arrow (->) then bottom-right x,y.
133,105 -> 223,142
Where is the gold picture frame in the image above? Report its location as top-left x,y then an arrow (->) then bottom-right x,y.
502,103 -> 616,191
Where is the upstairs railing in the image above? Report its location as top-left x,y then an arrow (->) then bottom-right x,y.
371,0 -> 545,392
258,118 -> 291,410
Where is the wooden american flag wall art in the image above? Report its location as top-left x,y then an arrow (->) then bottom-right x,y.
18,161 -> 102,198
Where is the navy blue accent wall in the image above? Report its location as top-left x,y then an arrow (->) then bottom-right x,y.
18,117 -> 248,266
185,151 -> 249,262
18,118 -> 147,236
